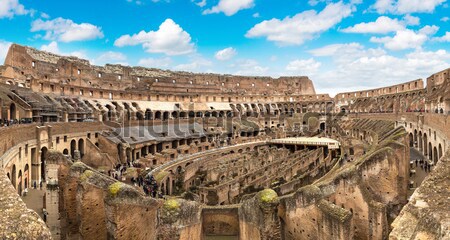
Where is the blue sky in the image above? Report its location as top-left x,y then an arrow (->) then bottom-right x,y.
0,0 -> 449,95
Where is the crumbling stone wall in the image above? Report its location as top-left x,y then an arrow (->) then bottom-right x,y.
0,169 -> 52,239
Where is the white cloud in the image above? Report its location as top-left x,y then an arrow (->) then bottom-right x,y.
40,12 -> 50,19
373,0 -> 446,14
233,59 -> 268,76
138,57 -> 172,68
114,19 -> 195,56
40,41 -> 60,53
0,40 -> 12,64
307,43 -> 450,95
192,0 -> 207,7
403,14 -> 420,25
286,58 -> 321,76
31,17 -> 104,42
215,47 -> 237,61
341,16 -> 405,34
370,26 -> 438,50
174,57 -> 212,72
434,32 -> 450,42
252,12 -> 260,18
39,41 -> 89,60
203,0 -> 254,16
0,0 -> 28,19
246,1 -> 353,46
441,16 -> 449,22
96,51 -> 128,65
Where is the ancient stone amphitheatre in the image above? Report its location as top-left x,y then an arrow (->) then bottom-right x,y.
0,0 -> 450,239
0,44 -> 448,239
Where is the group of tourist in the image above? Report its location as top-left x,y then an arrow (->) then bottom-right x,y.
414,158 -> 432,172
108,164 -> 127,181
0,118 -> 32,127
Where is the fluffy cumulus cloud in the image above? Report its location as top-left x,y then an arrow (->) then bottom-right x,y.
40,41 -> 89,59
373,0 -> 446,14
233,59 -> 269,76
114,19 -> 195,56
0,40 -> 12,64
203,0 -> 254,16
0,0 -> 28,19
370,25 -> 438,50
215,47 -> 237,61
174,57 -> 212,72
434,32 -> 450,42
95,51 -> 128,65
286,58 -> 321,76
307,43 -> 450,95
31,17 -> 104,42
138,57 -> 172,68
39,42 -> 86,60
246,1 -> 353,46
341,16 -> 406,34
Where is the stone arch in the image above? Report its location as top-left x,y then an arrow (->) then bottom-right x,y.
136,111 -> 144,120
18,170 -> 22,195
163,111 -> 169,121
78,139 -> 85,158
408,133 -> 414,147
11,164 -> 16,189
70,139 -> 77,159
155,111 -> 162,120
418,131 -> 423,151
145,109 -> 153,120
433,147 -> 438,163
41,147 -> 48,181
423,133 -> 428,156
24,164 -> 29,189
428,142 -> 432,161
9,103 -> 17,121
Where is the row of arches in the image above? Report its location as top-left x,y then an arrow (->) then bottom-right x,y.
409,130 -> 444,164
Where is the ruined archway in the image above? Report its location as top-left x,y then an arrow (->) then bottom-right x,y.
11,165 -> 16,189
78,139 -> 85,158
10,103 -> 16,121
41,147 -> 48,181
70,139 -> 77,159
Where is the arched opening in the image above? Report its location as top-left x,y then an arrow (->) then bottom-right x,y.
320,122 -> 326,132
136,112 -> 144,120
155,111 -> 162,120
63,149 -> 69,155
438,144 -> 443,160
78,139 -> 85,158
24,164 -> 29,189
409,133 -> 414,147
428,142 -> 432,161
145,109 -> 153,120
433,147 -> 438,163
418,132 -> 423,151
41,147 -> 48,181
163,112 -> 169,121
11,165 -> 16,189
18,170 -> 22,195
10,103 -> 16,121
171,111 -> 178,119
423,133 -> 428,156
70,139 -> 77,159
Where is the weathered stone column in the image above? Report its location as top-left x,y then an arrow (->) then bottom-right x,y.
239,189 -> 281,240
